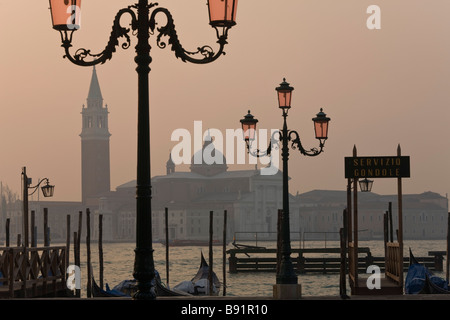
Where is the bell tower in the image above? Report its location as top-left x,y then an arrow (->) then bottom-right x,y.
80,66 -> 111,204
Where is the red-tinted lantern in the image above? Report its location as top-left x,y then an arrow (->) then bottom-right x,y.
240,110 -> 258,141
275,78 -> 294,110
49,0 -> 82,31
312,108 -> 330,140
208,0 -> 238,28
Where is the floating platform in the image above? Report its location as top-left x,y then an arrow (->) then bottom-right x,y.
227,247 -> 445,274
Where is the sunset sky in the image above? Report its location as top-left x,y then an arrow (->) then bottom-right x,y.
0,0 -> 449,203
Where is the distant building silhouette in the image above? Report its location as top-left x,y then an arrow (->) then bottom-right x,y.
166,152 -> 175,175
80,66 -> 111,204
4,68 -> 448,244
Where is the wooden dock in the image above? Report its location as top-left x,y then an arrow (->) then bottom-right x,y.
227,247 -> 445,274
0,246 -> 69,298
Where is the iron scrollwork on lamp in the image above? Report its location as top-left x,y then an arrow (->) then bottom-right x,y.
49,0 -> 237,66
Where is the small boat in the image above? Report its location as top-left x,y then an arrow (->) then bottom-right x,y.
173,252 -> 221,296
91,270 -> 191,298
405,248 -> 449,294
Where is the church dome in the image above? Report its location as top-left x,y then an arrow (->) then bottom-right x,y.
190,137 -> 227,176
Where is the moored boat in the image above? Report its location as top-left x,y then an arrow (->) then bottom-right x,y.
405,248 -> 449,294
91,270 -> 191,297
173,251 -> 221,295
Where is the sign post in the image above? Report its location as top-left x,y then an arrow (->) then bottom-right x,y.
345,144 -> 410,294
344,155 -> 410,179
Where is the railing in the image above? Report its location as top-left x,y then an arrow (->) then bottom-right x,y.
0,246 -> 67,298
227,246 -> 372,273
232,231 -> 341,249
385,242 -> 402,284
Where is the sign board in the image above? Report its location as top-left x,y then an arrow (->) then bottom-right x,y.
344,156 -> 410,179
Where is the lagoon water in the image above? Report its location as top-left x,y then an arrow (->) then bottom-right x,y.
73,239 -> 447,298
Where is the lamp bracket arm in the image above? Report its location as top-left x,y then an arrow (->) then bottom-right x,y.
60,7 -> 137,67
246,141 -> 271,158
149,7 -> 227,64
27,178 -> 50,196
246,130 -> 280,158
289,130 -> 324,157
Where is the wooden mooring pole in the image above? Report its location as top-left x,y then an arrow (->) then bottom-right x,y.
44,208 -> 49,246
222,210 -> 227,296
99,214 -> 104,290
165,207 -> 169,288
5,218 -> 10,247
447,212 -> 449,283
74,231 -> 80,298
209,211 -> 213,296
86,208 -> 92,298
66,215 -> 70,276
340,208 -> 348,298
388,202 -> 393,242
77,211 -> 82,261
74,210 -> 82,298
31,210 -> 36,247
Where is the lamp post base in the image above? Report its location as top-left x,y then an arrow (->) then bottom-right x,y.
273,284 -> 302,300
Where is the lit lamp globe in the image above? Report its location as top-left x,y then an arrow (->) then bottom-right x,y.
49,0 -> 82,31
208,0 -> 238,28
240,110 -> 258,142
312,108 -> 330,141
275,78 -> 294,111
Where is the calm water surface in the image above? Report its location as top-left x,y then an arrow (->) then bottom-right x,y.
72,239 -> 447,298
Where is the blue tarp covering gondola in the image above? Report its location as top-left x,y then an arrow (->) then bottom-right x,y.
405,248 -> 449,294
91,269 -> 190,297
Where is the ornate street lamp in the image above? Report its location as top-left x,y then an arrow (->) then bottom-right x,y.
49,0 -> 238,300
22,167 -> 55,248
240,78 -> 330,294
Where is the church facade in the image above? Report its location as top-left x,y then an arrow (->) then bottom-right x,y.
94,136 -> 296,243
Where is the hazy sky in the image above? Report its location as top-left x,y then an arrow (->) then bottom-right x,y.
0,1 -> 449,203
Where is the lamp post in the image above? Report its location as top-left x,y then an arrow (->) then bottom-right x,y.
49,0 -> 238,300
240,78 -> 330,295
22,167 -> 55,248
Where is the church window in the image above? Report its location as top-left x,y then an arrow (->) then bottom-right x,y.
98,116 -> 103,128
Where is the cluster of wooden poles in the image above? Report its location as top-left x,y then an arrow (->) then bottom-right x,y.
66,208 -> 104,298
3,207 -> 104,298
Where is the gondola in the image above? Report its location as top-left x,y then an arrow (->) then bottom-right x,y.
405,248 -> 449,294
173,251 -> 221,296
91,270 -> 191,298
91,278 -> 129,298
